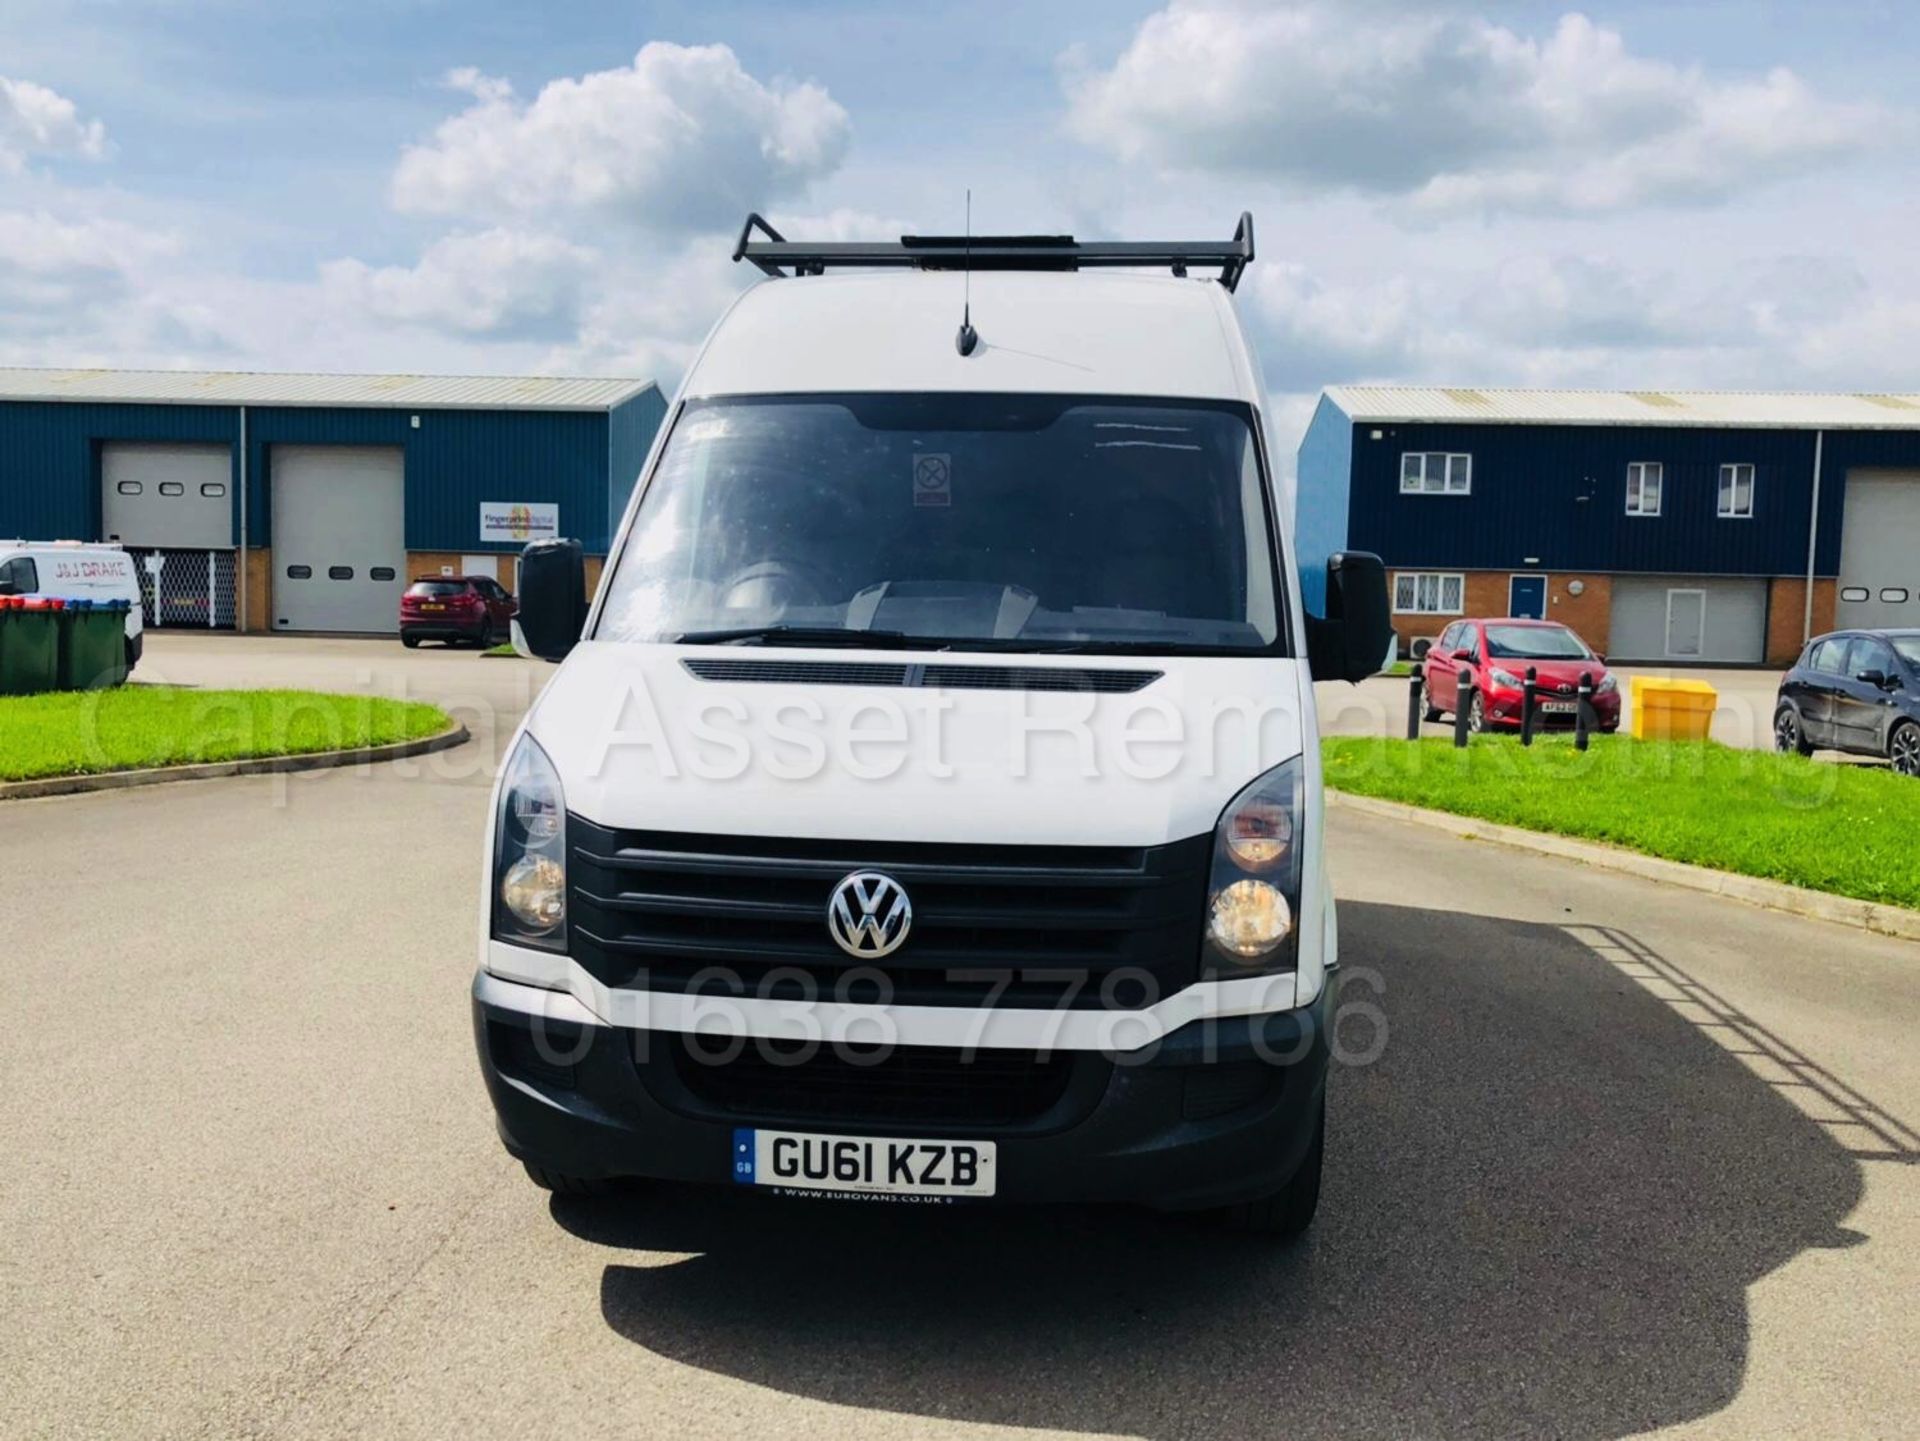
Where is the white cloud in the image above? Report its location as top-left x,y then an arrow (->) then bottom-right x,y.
0,210 -> 175,334
319,228 -> 598,340
1063,4 -> 1889,215
0,75 -> 108,171
391,42 -> 850,231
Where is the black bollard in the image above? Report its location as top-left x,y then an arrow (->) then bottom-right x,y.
1575,670 -> 1594,752
1453,666 -> 1474,748
1407,666 -> 1424,740
1521,666 -> 1538,746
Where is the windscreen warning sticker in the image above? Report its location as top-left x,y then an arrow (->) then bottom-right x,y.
913,453 -> 951,507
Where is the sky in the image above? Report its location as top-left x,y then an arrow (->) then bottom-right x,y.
3,0 -> 1918,461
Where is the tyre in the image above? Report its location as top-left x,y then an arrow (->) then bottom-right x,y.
1212,1096 -> 1324,1239
401,633 -> 421,649
1423,702 -> 1444,723
522,1161 -> 619,1197
1774,705 -> 1813,757
1890,720 -> 1920,778
1467,692 -> 1487,734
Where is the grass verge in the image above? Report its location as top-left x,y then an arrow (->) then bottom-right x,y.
0,687 -> 452,782
1322,734 -> 1920,911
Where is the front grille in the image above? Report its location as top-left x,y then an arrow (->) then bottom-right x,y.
568,821 -> 1212,1008
682,658 -> 912,687
681,658 -> 1160,693
664,1034 -> 1079,1128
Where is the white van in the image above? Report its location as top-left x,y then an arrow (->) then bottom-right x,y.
472,216 -> 1388,1235
0,541 -> 145,672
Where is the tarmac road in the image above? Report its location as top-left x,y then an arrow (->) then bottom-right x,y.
3,719 -> 1915,1438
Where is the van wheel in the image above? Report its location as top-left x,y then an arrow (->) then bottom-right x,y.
522,1162 -> 619,1197
1890,721 -> 1920,778
1211,1096 -> 1324,1239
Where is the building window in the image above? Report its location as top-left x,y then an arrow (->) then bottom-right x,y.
1718,463 -> 1755,518
1625,462 -> 1663,516
1392,571 -> 1465,615
1400,452 -> 1471,495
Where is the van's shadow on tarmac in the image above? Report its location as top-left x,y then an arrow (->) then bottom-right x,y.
553,902 -> 1875,1440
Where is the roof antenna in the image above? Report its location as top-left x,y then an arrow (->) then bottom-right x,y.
956,188 -> 979,356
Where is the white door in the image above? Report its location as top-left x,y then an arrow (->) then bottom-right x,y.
460,555 -> 501,582
1665,589 -> 1706,659
1837,471 -> 1920,631
102,444 -> 232,547
270,446 -> 405,633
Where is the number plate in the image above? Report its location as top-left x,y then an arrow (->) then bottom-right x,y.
422,603 -> 446,612
733,1127 -> 997,1198
1540,700 -> 1578,714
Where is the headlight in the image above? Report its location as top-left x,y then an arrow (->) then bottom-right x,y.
1595,674 -> 1617,694
1489,667 -> 1523,690
1203,759 -> 1303,977
493,733 -> 568,953
1209,880 -> 1292,957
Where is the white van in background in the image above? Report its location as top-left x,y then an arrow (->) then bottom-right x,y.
474,214 -> 1389,1236
0,541 -> 145,672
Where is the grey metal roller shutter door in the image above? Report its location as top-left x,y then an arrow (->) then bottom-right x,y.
1836,471 -> 1920,631
270,446 -> 405,633
1609,576 -> 1767,663
102,444 -> 232,547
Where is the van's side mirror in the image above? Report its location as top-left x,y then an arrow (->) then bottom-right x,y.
1306,551 -> 1392,683
513,538 -> 588,663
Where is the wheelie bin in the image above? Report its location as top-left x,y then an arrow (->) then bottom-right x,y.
1,596 -> 61,695
56,598 -> 130,689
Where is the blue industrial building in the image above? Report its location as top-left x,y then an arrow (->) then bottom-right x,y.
0,368 -> 664,633
1297,386 -> 1920,665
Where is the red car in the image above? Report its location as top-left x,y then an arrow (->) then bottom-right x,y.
1419,618 -> 1621,733
399,575 -> 516,648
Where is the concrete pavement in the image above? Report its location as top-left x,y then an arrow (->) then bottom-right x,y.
3,749 -> 1914,1438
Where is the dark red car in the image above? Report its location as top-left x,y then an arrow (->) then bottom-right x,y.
399,575 -> 515,648
1419,618 -> 1621,733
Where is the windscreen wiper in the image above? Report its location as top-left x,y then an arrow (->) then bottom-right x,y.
670,625 -> 923,647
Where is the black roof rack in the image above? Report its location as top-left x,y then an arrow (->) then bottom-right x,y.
732,212 -> 1256,292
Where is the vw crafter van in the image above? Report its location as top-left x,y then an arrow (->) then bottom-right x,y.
473,215 -> 1389,1236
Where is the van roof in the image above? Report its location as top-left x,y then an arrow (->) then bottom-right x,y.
683,271 -> 1259,405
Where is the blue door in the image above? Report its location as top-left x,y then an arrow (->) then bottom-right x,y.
1508,574 -> 1547,619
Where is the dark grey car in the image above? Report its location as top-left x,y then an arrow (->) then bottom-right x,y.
1774,629 -> 1920,776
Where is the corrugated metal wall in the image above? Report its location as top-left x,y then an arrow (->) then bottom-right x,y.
0,401 -> 239,541
245,406 -> 612,551
1292,394 -> 1354,613
0,398 -> 668,554
606,386 -> 668,543
1342,421 -> 1920,576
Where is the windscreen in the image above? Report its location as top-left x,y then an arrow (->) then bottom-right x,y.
1484,624 -> 1593,660
407,581 -> 467,598
1888,636 -> 1920,669
597,394 -> 1282,654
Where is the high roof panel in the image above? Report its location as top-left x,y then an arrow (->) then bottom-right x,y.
1324,385 -> 1920,430
686,270 -> 1254,402
0,367 -> 656,412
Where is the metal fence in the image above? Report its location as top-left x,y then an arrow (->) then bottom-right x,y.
125,548 -> 238,629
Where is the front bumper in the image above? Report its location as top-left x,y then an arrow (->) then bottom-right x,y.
1483,688 -> 1622,730
473,974 -> 1330,1211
